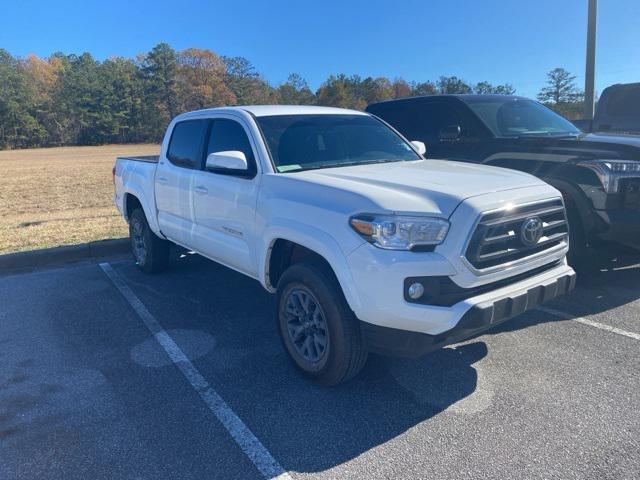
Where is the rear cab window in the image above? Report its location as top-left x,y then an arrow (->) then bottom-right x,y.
605,86 -> 640,117
167,120 -> 209,169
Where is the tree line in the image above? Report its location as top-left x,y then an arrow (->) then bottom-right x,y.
0,42 -> 584,149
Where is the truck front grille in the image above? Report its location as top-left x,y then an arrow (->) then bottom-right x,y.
465,199 -> 569,270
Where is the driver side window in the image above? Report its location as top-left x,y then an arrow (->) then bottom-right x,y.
418,102 -> 483,142
206,119 -> 257,176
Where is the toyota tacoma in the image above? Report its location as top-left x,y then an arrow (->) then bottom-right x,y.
113,105 -> 575,385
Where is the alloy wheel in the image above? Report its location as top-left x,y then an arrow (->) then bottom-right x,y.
283,287 -> 329,364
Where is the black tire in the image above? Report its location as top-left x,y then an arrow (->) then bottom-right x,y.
129,208 -> 170,274
565,203 -> 588,267
276,262 -> 368,386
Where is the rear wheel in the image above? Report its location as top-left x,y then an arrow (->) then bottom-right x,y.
129,208 -> 170,273
276,262 -> 368,386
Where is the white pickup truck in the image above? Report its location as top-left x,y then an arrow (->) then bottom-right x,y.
113,105 -> 576,385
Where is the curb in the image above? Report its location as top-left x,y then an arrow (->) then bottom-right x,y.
0,238 -> 130,272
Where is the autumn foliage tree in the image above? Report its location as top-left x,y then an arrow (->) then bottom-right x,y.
0,43 -> 525,149
316,74 -> 397,110
177,48 -> 236,110
223,56 -> 277,105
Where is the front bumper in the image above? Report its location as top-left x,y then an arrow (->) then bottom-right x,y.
361,268 -> 576,357
347,237 -> 575,335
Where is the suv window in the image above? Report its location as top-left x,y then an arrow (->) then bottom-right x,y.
464,97 -> 579,137
206,119 -> 256,175
167,120 -> 209,169
370,101 -> 482,143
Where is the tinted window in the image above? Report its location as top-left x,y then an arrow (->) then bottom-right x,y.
606,87 -> 640,117
167,120 -> 209,169
206,119 -> 256,174
369,101 -> 483,143
255,114 -> 421,173
463,98 -> 579,137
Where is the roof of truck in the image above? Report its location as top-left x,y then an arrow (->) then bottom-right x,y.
182,105 -> 367,118
367,94 -> 527,109
245,105 -> 367,117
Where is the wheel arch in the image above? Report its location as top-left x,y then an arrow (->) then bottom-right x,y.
122,189 -> 164,238
124,193 -> 142,220
260,223 -> 363,312
542,177 -> 594,238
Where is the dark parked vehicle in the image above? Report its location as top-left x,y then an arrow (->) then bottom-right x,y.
574,82 -> 640,134
366,95 -> 640,261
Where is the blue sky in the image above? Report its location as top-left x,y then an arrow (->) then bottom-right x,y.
1,0 -> 638,98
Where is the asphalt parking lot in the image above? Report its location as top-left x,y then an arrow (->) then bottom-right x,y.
1,251 -> 639,479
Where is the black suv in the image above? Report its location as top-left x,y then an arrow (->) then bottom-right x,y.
366,95 -> 640,261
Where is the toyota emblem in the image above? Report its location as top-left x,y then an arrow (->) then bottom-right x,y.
520,217 -> 543,247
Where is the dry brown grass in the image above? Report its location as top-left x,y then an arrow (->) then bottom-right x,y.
0,144 -> 160,254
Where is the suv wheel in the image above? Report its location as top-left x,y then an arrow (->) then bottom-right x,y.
129,208 -> 170,273
276,262 -> 368,385
565,203 -> 588,267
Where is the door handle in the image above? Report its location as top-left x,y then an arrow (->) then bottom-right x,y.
157,177 -> 168,185
194,186 -> 208,195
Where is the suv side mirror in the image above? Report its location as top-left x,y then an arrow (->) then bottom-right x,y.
206,150 -> 248,172
410,141 -> 427,155
438,125 -> 462,141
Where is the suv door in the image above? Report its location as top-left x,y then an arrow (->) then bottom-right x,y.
155,119 -> 209,246
191,116 -> 260,276
369,99 -> 489,161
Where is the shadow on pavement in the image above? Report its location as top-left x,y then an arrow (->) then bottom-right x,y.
477,249 -> 640,338
108,247 -> 638,473
117,252 -> 489,473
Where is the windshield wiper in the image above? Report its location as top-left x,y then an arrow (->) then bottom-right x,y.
283,158 -> 403,173
511,132 -> 580,139
551,133 -> 581,139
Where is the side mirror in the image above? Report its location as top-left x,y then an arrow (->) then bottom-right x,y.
410,141 -> 427,155
438,125 -> 462,141
206,150 -> 248,172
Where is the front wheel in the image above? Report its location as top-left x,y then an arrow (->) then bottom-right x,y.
129,208 -> 170,274
276,262 -> 368,385
565,203 -> 588,267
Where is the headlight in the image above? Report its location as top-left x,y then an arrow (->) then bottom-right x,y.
350,214 -> 449,250
577,159 -> 640,193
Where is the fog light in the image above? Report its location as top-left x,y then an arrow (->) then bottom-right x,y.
408,282 -> 425,300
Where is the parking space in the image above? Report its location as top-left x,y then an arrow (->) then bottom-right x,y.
547,255 -> 640,336
1,253 -> 639,479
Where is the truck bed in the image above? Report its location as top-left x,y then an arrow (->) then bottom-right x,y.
117,155 -> 159,163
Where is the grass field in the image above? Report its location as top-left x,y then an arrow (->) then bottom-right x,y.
0,144 -> 160,254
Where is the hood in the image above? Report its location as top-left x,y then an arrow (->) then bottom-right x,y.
580,132 -> 640,149
494,133 -> 640,162
292,159 -> 547,217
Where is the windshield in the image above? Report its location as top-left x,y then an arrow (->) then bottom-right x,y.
463,98 -> 581,137
255,114 -> 421,172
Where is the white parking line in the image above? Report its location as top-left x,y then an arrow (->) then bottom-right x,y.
99,263 -> 291,480
539,306 -> 640,341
